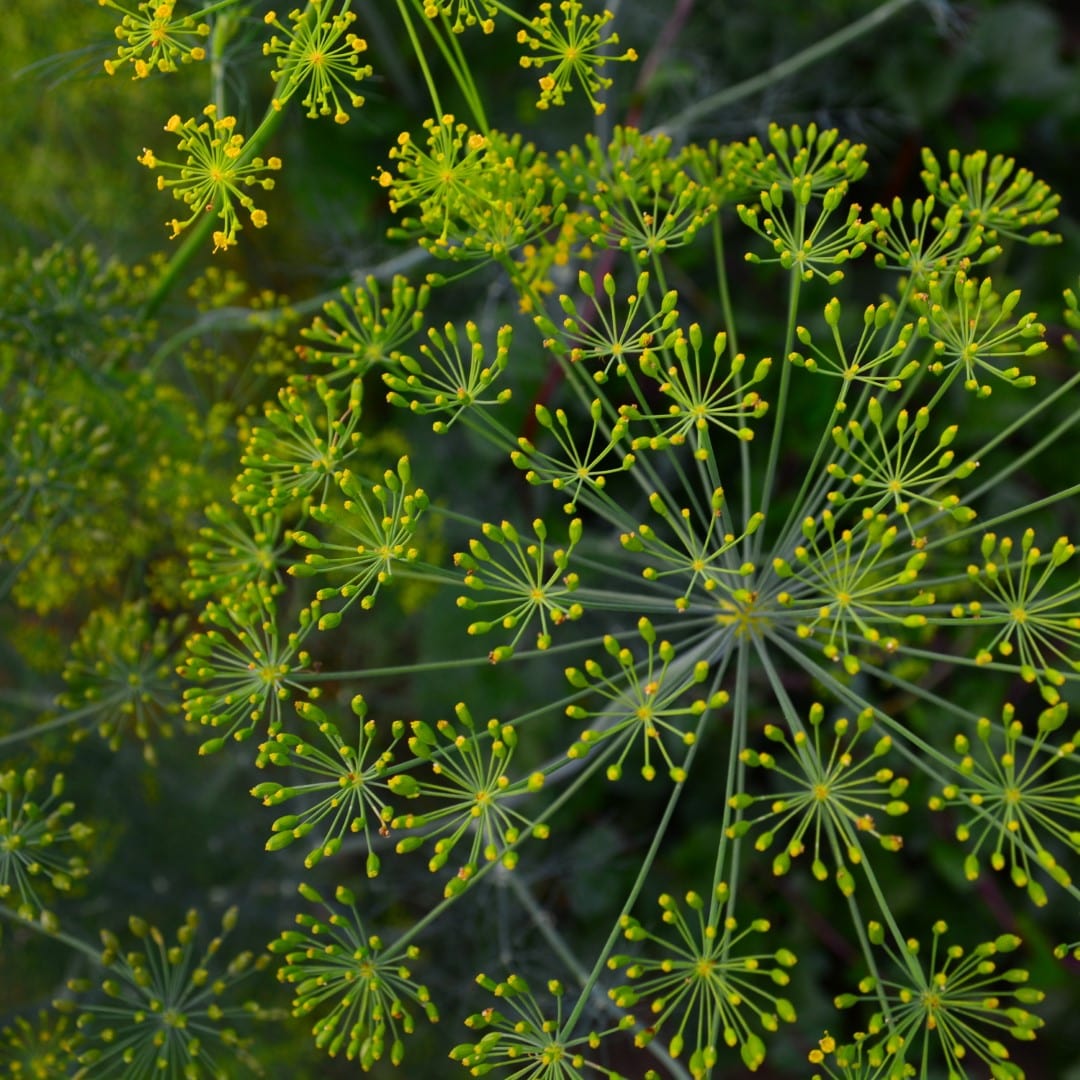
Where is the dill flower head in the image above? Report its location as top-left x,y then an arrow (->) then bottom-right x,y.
139,106 -> 281,252
516,1 -> 638,115
264,3 -> 373,123
98,0 -> 210,78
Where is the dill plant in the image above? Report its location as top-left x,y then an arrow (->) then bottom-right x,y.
1,2 -> 1078,1078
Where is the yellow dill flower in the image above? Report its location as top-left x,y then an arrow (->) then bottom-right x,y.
98,0 -> 210,77
138,106 -> 282,252
517,1 -> 637,115
264,2 -> 374,123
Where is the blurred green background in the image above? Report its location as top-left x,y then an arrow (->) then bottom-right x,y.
1,1 -> 1077,1076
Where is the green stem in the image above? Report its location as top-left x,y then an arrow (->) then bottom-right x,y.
560,735 -> 703,1035
501,869 -> 693,1080
308,614 -> 712,684
912,477 -> 1080,559
974,480 -> 1080,533
0,689 -> 55,711
841,888 -> 897,1027
650,0 -> 921,136
487,0 -> 546,33
196,0 -> 245,15
707,645 -> 747,923
146,246 -> 431,372
208,4 -> 233,115
0,904 -> 100,963
751,645 -> 922,996
846,834 -> 926,989
0,692 -> 133,751
388,737 -> 621,954
768,392 -> 848,558
428,11 -> 489,130
140,209 -> 218,321
764,633 -> 958,779
395,0 -> 443,115
712,218 -> 757,532
963,370 -> 1080,505
752,247 -> 803,562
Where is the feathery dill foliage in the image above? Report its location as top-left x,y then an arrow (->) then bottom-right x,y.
2,1 -> 1078,1078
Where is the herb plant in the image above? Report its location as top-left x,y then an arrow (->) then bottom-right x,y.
2,1 -> 1078,1078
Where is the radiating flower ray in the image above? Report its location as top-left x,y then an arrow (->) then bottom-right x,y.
607,883 -> 797,1076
